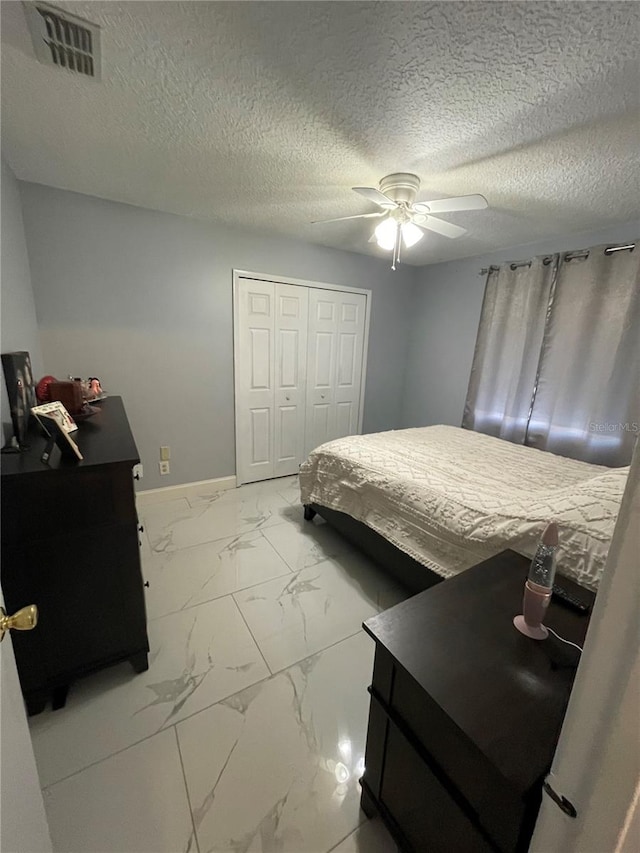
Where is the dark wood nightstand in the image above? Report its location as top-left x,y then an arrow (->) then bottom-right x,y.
360,550 -> 594,853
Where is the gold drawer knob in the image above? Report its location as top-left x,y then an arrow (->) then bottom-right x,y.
0,605 -> 38,642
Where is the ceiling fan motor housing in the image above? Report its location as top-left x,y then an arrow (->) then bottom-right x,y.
379,173 -> 421,205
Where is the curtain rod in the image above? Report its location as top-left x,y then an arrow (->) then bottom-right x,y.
479,259 -> 538,275
604,243 -> 636,255
565,242 -> 636,262
479,241 -> 636,275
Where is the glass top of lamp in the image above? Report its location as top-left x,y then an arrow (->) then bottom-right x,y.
375,217 -> 424,250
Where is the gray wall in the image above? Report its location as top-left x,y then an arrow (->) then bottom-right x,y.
19,182 -> 416,490
0,160 -> 43,443
401,220 -> 640,429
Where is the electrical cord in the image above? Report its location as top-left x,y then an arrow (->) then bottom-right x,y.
547,626 -> 583,653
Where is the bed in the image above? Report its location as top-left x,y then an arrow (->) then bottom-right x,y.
299,425 -> 628,592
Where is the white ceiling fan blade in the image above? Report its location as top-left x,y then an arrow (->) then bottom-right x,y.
352,186 -> 398,208
416,215 -> 467,239
413,194 -> 488,214
311,211 -> 386,224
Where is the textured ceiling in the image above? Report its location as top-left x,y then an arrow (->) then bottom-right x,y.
2,1 -> 639,265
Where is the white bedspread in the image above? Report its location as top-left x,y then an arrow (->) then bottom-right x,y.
299,425 -> 628,590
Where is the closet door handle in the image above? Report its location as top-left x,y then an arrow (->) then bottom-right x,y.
286,395 -> 290,401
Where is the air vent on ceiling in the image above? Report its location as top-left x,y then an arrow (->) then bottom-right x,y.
23,2 -> 101,80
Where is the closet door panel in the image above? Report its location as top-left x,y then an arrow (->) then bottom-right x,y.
337,333 -> 357,387
276,406 -> 298,465
235,280 -> 275,484
250,329 -> 271,389
274,283 -> 308,476
336,400 -> 356,438
334,293 -> 366,440
305,289 -> 366,454
314,332 -> 334,388
308,403 -> 332,453
251,408 -> 271,464
306,290 -> 338,454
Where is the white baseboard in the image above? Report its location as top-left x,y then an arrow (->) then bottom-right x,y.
136,475 -> 237,506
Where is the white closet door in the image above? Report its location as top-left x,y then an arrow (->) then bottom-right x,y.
306,289 -> 366,455
274,283 -> 308,477
235,276 -> 368,485
334,292 -> 367,439
235,279 -> 275,484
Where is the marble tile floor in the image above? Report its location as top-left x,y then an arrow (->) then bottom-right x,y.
30,475 -> 400,853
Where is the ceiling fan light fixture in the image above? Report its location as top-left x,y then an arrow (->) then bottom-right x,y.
374,216 -> 398,250
313,174 -> 487,268
401,221 -> 424,248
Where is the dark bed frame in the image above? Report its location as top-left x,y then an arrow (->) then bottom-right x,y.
303,503 -> 443,595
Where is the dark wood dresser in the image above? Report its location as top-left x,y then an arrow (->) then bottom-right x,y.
360,550 -> 594,853
1,397 -> 149,715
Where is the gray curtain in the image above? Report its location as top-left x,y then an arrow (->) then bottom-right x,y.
526,245 -> 640,467
462,257 -> 557,443
464,242 -> 639,467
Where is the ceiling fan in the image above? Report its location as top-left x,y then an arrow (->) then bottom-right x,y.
312,173 -> 488,270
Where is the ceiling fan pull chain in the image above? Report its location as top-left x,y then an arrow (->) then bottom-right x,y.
392,221 -> 401,270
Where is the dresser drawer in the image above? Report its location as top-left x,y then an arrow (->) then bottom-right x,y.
381,719 -> 494,853
391,664 -> 526,852
2,464 -> 137,543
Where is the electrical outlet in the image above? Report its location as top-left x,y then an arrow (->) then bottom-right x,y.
133,463 -> 143,481
160,445 -> 171,461
159,461 -> 170,475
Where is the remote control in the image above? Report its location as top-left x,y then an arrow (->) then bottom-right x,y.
552,583 -> 592,614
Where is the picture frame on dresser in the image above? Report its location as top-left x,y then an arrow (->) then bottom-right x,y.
1,350 -> 38,448
31,402 -> 83,461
